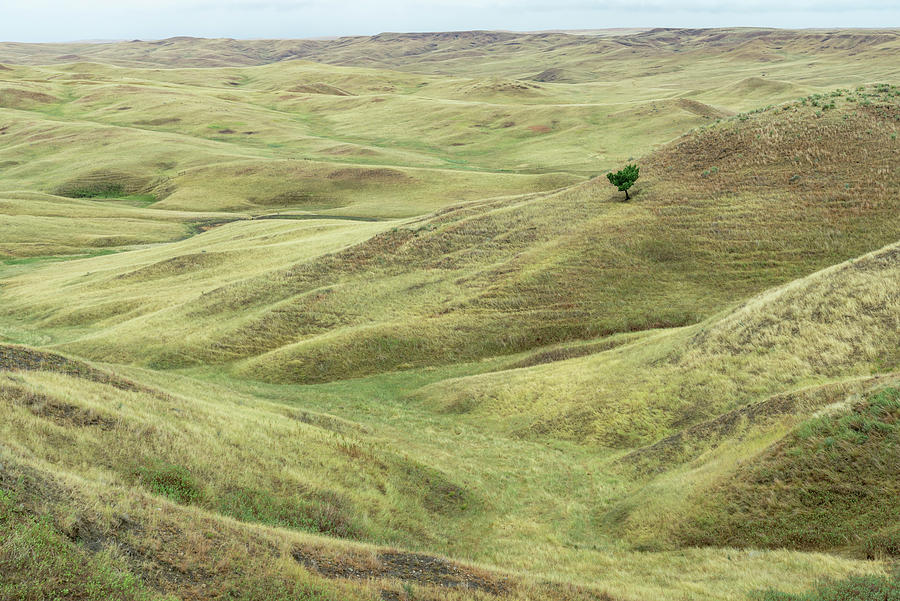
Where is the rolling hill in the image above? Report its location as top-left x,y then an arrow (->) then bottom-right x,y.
3,84 -> 896,385
2,29 -> 900,601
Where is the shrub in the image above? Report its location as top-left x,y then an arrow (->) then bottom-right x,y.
606,163 -> 640,200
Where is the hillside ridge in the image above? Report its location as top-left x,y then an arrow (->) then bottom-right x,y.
1,27 -> 899,71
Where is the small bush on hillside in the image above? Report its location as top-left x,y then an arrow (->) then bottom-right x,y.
606,163 -> 640,200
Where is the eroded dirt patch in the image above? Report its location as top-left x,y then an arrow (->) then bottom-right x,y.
326,166 -> 411,182
289,83 -> 355,96
0,87 -> 59,108
292,546 -> 509,595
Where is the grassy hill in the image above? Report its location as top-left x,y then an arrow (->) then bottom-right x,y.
3,29 -> 900,80
1,30 -> 900,601
675,386 -> 900,557
2,84 -> 896,385
419,237 -> 900,442
412,237 -> 900,564
0,192 -> 210,259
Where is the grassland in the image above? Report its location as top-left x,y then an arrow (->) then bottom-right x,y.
1,28 -> 899,601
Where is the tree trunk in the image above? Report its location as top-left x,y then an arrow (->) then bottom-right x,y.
624,189 -> 629,201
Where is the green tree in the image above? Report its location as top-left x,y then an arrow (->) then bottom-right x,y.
606,164 -> 640,200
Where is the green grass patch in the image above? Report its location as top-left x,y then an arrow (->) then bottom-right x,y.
755,572 -> 900,601
0,490 -> 161,601
134,460 -> 206,506
62,183 -> 126,199
216,485 -> 361,538
677,388 -> 900,555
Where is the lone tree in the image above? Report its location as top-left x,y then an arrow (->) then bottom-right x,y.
606,163 -> 640,200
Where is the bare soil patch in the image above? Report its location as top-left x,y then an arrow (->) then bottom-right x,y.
293,545 -> 509,595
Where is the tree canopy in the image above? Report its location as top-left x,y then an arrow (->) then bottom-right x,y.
606,164 -> 640,200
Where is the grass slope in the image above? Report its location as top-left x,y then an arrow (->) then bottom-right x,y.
0,341 -> 885,601
675,387 -> 900,558
420,237 -> 899,446
2,31 -> 900,601
2,85 -> 895,385
0,192 -> 232,259
414,238 -> 899,562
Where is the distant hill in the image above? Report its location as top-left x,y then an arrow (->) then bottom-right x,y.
2,28 -> 899,78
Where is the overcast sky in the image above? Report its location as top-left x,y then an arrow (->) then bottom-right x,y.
1,0 -> 898,43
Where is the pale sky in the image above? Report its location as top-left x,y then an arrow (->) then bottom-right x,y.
1,0 -> 898,43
